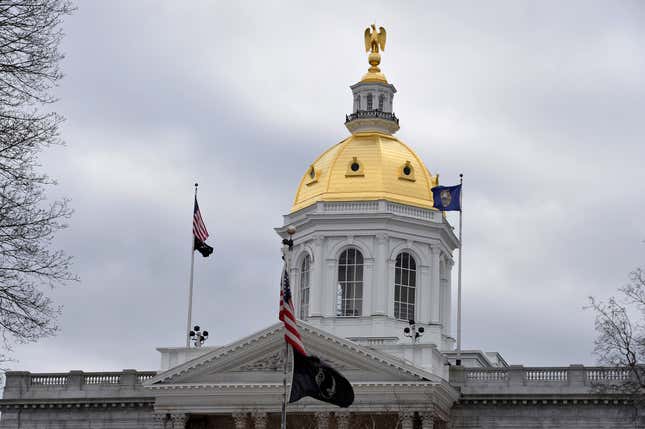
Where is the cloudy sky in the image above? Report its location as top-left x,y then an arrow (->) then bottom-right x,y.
8,1 -> 645,372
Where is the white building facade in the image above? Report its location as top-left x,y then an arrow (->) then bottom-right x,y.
0,32 -> 642,429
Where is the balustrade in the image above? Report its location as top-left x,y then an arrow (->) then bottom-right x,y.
31,374 -> 68,385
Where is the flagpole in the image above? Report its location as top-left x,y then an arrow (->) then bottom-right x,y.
456,173 -> 463,366
281,227 -> 295,429
186,183 -> 198,348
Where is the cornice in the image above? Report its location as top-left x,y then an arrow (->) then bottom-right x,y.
0,399 -> 154,410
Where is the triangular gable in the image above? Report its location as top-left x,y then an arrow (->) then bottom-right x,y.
146,321 -> 441,387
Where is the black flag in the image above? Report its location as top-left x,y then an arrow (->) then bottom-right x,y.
194,237 -> 213,257
289,350 -> 354,408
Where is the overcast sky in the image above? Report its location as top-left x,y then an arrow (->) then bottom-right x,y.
7,1 -> 645,372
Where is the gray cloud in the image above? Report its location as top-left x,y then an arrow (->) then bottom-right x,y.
9,1 -> 645,371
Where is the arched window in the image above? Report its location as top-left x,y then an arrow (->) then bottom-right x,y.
299,255 -> 311,319
336,248 -> 363,317
394,252 -> 416,321
366,93 -> 373,110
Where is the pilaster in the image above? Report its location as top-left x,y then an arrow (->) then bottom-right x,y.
153,413 -> 167,429
336,411 -> 351,429
310,235 -> 324,318
418,264 -> 431,324
323,258 -> 336,317
253,412 -> 268,429
315,411 -> 331,429
419,409 -> 434,429
232,412 -> 248,429
400,410 -> 414,429
430,246 -> 441,324
373,234 -> 387,315
170,413 -> 187,429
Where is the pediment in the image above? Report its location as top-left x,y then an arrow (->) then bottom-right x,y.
146,321 -> 439,388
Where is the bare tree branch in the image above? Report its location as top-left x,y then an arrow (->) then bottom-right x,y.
0,0 -> 76,361
587,267 -> 645,404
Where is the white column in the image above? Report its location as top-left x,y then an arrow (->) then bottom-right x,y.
310,236 -> 324,317
315,411 -> 331,429
418,264 -> 431,324
152,414 -> 166,429
290,263 -> 300,317
232,412 -> 247,429
386,258 -> 396,317
363,258 -> 374,316
420,411 -> 434,429
373,234 -> 387,315
323,258 -> 336,317
439,258 -> 448,331
336,412 -> 351,429
253,412 -> 268,429
170,414 -> 187,429
430,246 -> 441,324
400,410 -> 414,429
446,259 -> 454,336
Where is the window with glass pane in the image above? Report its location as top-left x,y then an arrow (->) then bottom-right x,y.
394,252 -> 416,321
366,94 -> 373,110
378,94 -> 384,111
336,248 -> 363,317
299,255 -> 311,319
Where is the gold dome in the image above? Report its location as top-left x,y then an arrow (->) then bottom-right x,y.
291,132 -> 440,213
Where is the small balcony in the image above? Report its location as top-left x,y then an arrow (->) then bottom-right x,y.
345,110 -> 399,124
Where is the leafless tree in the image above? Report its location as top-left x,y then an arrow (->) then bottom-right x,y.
0,0 -> 75,360
587,268 -> 645,400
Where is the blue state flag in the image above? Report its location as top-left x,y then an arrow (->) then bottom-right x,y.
431,184 -> 462,211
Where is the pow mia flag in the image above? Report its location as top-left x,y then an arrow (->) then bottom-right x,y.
289,350 -> 354,408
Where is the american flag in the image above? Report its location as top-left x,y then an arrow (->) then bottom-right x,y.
279,265 -> 307,356
193,197 -> 209,242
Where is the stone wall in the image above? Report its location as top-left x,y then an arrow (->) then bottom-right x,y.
449,365 -> 645,428
0,370 -> 157,429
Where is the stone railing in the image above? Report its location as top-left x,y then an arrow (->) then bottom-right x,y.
2,370 -> 157,401
451,365 -> 638,396
345,110 -> 399,124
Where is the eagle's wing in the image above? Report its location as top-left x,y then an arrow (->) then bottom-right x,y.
364,27 -> 371,52
378,27 -> 387,51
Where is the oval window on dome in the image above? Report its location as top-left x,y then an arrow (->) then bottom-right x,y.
306,164 -> 319,185
345,156 -> 364,177
399,161 -> 416,182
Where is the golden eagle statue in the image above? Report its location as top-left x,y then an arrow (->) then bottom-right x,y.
364,24 -> 386,53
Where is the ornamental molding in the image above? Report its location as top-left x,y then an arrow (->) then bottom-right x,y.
0,400 -> 154,409
456,397 -> 634,407
238,351 -> 284,372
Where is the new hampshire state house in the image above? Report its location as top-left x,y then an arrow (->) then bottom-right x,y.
0,27 -> 642,429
